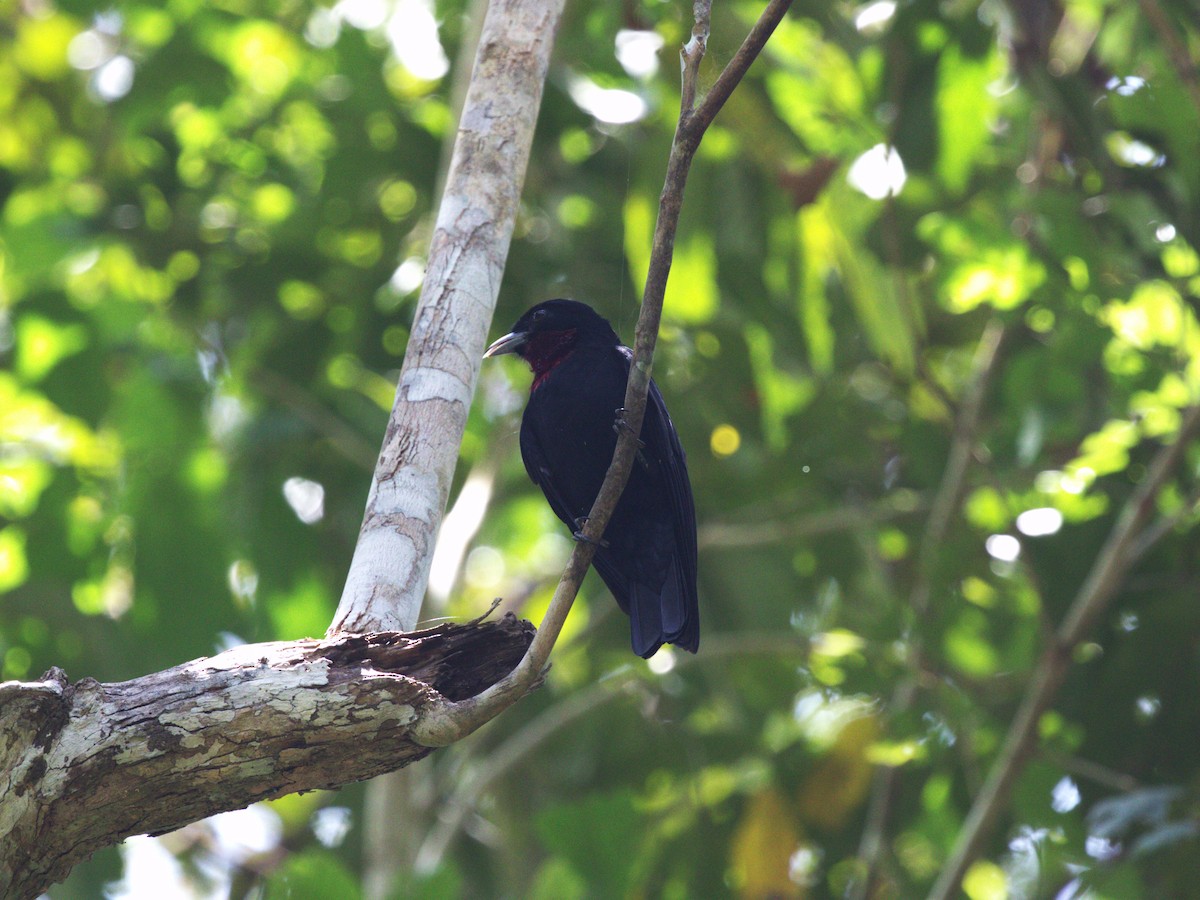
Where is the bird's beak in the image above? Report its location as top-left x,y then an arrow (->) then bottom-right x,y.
483,331 -> 528,358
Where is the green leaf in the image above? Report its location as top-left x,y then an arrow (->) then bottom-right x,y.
15,315 -> 88,381
264,850 -> 361,900
935,43 -> 1003,192
535,790 -> 642,897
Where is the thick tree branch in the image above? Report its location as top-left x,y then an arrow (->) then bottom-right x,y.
0,618 -> 531,900
329,0 -> 566,635
928,403 -> 1200,900
410,0 -> 795,748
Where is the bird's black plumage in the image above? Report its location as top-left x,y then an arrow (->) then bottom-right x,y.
485,299 -> 699,657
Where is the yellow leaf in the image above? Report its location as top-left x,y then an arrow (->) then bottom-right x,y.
729,788 -> 806,900
796,715 -> 878,830
811,628 -> 865,659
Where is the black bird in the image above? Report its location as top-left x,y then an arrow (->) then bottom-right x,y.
484,299 -> 699,657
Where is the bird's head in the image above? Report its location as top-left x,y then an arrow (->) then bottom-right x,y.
484,299 -> 620,379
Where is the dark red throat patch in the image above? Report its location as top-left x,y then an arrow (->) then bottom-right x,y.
525,328 -> 577,390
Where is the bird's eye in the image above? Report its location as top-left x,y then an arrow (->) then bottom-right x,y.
531,309 -> 547,324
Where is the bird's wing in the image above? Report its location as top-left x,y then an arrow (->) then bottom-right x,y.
646,378 -> 698,586
589,376 -> 699,655
521,411 -> 638,615
519,417 -> 582,531
614,348 -> 696,569
643,377 -> 700,650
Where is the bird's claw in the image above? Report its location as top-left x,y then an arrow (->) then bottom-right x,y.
572,517 -> 609,548
573,530 -> 609,548
612,408 -> 645,448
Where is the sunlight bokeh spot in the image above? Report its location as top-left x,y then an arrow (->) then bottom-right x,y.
283,477 -> 325,525
710,424 -> 741,457
847,143 -> 906,199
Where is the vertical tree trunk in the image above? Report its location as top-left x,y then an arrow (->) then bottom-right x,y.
330,4 -> 566,896
329,0 -> 567,636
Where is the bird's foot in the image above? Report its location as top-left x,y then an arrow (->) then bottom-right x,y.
572,517 -> 609,548
612,408 -> 646,448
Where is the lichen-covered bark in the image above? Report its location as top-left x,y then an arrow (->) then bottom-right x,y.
0,617 -> 532,900
329,0 -> 566,635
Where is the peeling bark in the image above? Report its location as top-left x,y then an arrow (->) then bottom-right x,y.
0,617 -> 532,900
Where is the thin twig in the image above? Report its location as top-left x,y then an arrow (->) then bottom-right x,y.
698,494 -> 928,549
689,2 -> 789,135
1041,750 -> 1141,794
1125,483 -> 1200,568
928,403 -> 1200,900
852,320 -> 1006,899
251,368 -> 379,471
414,632 -> 806,871
679,1 -> 709,113
410,0 -> 795,747
915,321 -> 1007,615
1135,0 -> 1200,116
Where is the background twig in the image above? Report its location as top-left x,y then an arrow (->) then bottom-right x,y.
698,494 -> 928,548
414,632 -> 806,872
1136,0 -> 1200,115
928,403 -> 1200,900
852,320 -> 1006,898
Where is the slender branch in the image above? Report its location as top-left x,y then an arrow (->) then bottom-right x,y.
679,1 -> 710,113
928,403 -> 1200,900
1135,0 -> 1200,116
251,368 -> 379,471
852,320 -> 1006,899
1127,484 -> 1200,561
698,493 -> 928,548
414,632 -> 806,872
410,0 -> 795,747
689,0 -> 792,135
1041,750 -> 1141,794
914,320 -> 1007,616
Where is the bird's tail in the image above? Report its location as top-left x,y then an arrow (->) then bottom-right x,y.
628,558 -> 699,658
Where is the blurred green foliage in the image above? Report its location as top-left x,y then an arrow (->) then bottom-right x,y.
3,0 -> 1200,897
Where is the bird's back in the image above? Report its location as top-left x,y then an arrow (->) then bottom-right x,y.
519,343 -> 699,657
